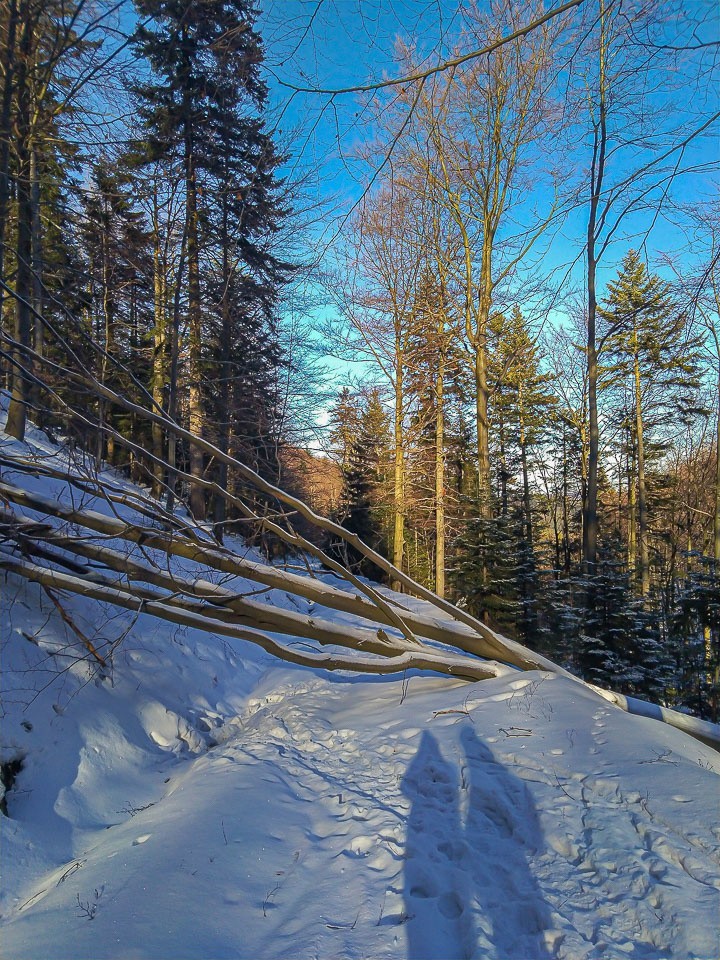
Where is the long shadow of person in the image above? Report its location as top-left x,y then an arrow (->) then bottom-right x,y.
401,730 -> 475,960
401,726 -> 551,960
459,726 -> 552,959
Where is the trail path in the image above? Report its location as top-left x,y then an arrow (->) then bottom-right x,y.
3,656 -> 719,960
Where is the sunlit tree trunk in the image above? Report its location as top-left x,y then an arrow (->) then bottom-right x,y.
627,433 -> 637,575
185,130 -> 205,520
434,336 -> 445,598
392,339 -> 405,581
583,0 -> 608,578
150,184 -> 167,495
633,338 -> 649,596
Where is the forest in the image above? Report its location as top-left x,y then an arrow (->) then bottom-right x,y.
1,0 -> 718,721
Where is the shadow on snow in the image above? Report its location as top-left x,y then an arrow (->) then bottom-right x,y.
401,727 -> 551,960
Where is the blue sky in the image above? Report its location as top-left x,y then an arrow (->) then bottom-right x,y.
259,0 -> 718,283
252,0 -> 719,425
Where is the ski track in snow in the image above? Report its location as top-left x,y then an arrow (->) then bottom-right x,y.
1,416 -> 720,960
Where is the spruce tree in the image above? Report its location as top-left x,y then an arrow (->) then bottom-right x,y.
131,0 -> 291,520
578,542 -> 672,700
330,387 -> 391,577
79,162 -> 153,465
3,0 -> 87,439
452,307 -> 555,638
600,250 -> 700,596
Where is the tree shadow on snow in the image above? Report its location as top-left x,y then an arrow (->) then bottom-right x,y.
401,728 -> 552,960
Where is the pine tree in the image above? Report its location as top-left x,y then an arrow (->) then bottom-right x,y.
131,0 -> 291,519
600,250 -> 700,597
330,387 -> 391,577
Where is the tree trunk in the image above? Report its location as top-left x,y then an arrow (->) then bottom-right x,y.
519,389 -> 532,547
435,343 -> 445,598
184,104 -> 205,520
392,341 -> 404,584
633,344 -> 649,596
715,367 -> 720,563
562,425 -> 571,574
151,186 -> 167,495
584,282 -> 599,576
165,247 -> 183,513
0,0 -> 18,361
213,199 -> 232,540
583,0 -> 608,579
627,429 -> 636,574
30,143 -> 43,418
100,194 -> 115,464
498,408 -> 508,517
475,286 -> 492,515
5,0 -> 33,442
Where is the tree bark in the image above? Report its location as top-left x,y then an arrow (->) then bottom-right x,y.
633,340 -> 649,596
435,338 -> 445,598
519,387 -> 532,547
582,0 -> 608,579
0,0 -> 19,357
392,341 -> 405,583
475,284 -> 492,514
715,367 -> 720,564
184,86 -> 205,520
5,0 -> 33,442
29,142 -> 43,415
151,183 -> 167,495
627,427 -> 636,574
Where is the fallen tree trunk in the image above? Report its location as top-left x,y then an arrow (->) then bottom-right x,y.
2,484 -> 719,750
3,511 -> 434,659
0,478 -> 564,674
0,555 -> 506,683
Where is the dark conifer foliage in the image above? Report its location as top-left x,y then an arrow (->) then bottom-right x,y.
130,0 -> 292,520
328,386 -> 391,578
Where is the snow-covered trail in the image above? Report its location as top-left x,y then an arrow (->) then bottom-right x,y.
3,657 -> 719,960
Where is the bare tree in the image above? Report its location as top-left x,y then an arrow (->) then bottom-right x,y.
398,0 -> 561,514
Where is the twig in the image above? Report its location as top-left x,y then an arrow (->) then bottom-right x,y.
41,586 -> 106,668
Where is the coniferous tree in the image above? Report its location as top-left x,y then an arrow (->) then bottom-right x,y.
600,250 -> 700,597
131,0 -> 291,519
79,162 -> 153,465
3,0 -> 86,439
578,542 -> 672,700
668,557 -> 720,721
329,386 -> 391,577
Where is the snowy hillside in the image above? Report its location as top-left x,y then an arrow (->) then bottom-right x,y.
1,417 -> 720,960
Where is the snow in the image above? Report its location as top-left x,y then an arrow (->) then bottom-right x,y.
1,413 -> 719,960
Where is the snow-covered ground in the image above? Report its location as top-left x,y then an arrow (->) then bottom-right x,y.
1,415 -> 719,960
